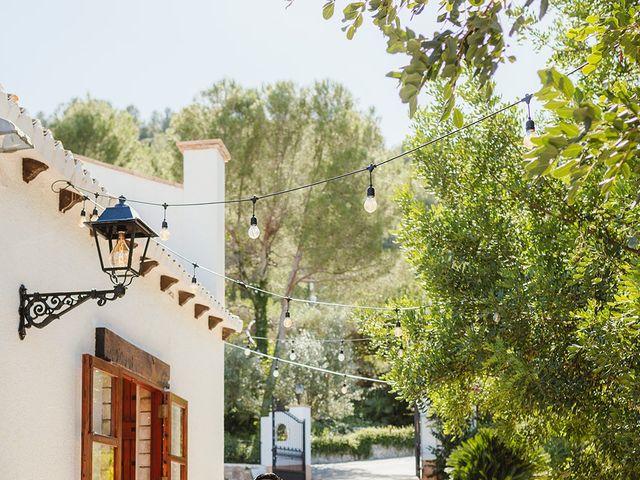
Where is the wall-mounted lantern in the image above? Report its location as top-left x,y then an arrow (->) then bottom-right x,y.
0,117 -> 33,153
19,196 -> 157,339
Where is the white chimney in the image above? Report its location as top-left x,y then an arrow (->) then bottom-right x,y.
177,140 -> 230,303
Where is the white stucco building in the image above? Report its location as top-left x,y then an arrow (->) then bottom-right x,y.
0,86 -> 242,479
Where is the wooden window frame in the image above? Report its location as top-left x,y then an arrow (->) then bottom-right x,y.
82,354 -> 122,480
82,354 -> 188,480
164,393 -> 188,480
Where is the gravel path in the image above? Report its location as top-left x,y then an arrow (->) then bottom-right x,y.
312,456 -> 416,480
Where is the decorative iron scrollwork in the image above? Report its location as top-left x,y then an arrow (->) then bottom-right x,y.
18,284 -> 126,340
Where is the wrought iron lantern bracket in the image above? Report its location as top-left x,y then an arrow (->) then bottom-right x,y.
18,284 -> 126,340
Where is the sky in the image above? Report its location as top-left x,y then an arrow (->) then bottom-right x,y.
2,0 -> 551,147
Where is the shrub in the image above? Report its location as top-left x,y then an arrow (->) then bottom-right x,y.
312,425 -> 414,459
446,429 -> 543,480
224,432 -> 259,464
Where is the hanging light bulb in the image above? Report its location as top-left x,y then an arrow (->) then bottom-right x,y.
90,193 -> 100,221
393,308 -> 403,338
338,341 -> 345,362
341,381 -> 348,395
78,196 -> 87,228
394,320 -> 403,338
283,298 -> 293,329
190,264 -> 199,293
248,196 -> 260,239
289,348 -> 297,361
160,203 -> 171,241
363,163 -> 378,213
398,344 -> 404,358
273,364 -> 280,378
109,231 -> 130,268
244,339 -> 252,356
523,94 -> 537,149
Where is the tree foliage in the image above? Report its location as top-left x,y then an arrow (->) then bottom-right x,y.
319,0 -> 546,116
170,80 -> 392,358
447,429 -> 545,480
362,83 -> 640,477
49,97 -> 177,178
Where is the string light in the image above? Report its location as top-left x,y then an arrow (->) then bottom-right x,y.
289,348 -> 297,361
191,263 -> 199,293
398,342 -> 404,358
338,341 -> 345,362
363,163 -> 378,213
78,196 -> 87,228
248,196 -> 260,240
341,377 -> 348,395
70,188 -> 428,313
283,298 -> 293,328
89,192 -> 99,221
273,362 -> 280,378
244,340 -> 252,356
66,60 -> 588,220
523,94 -> 537,149
394,308 -> 403,338
249,334 -> 375,343
160,203 -> 171,241
227,341 -> 389,384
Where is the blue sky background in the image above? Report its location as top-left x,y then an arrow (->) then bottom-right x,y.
2,0 -> 551,146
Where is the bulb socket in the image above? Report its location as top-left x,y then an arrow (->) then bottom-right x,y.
162,220 -> 168,229
250,215 -> 258,226
366,185 -> 375,198
525,119 -> 535,133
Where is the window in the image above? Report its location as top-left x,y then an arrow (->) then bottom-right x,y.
165,393 -> 188,480
82,355 -> 121,480
82,354 -> 188,480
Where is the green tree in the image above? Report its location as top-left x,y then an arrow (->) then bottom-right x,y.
170,79 -> 397,414
50,97 -> 142,166
361,84 -> 640,477
315,0 -> 547,116
49,97 -> 177,180
313,0 -> 639,205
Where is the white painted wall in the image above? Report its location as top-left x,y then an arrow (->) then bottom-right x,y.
0,153 -> 225,479
81,142 -> 226,301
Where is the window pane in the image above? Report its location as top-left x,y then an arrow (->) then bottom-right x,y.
92,442 -> 115,480
92,369 -> 113,436
137,386 -> 152,480
171,403 -> 184,457
171,461 -> 184,480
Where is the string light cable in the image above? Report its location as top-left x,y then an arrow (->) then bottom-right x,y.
65,187 -> 427,313
53,58 -> 588,220
246,335 -> 376,344
51,60 -> 590,313
225,341 -> 390,384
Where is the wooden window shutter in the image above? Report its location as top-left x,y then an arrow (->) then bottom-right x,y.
81,354 -> 123,480
163,392 -> 188,480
